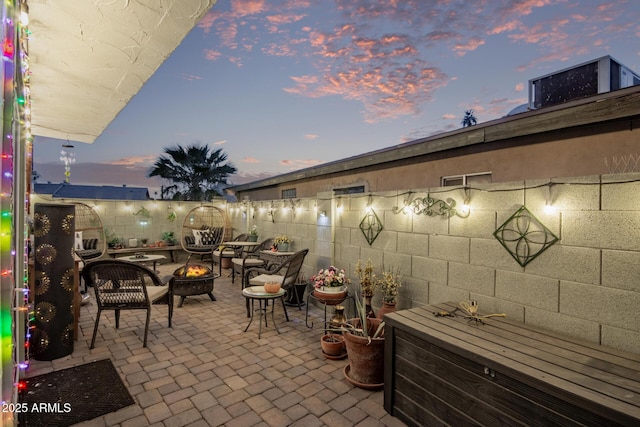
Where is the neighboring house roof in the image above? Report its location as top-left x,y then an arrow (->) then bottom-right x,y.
34,183 -> 150,200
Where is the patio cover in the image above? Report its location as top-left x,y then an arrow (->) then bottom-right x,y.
27,0 -> 217,143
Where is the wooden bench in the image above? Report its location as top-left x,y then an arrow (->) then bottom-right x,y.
107,245 -> 183,263
383,301 -> 640,427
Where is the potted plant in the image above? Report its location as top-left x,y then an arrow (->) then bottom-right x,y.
355,259 -> 377,318
340,286 -> 385,389
274,235 -> 291,251
141,238 -> 148,247
376,267 -> 401,319
162,231 -> 175,246
311,266 -> 350,304
320,333 -> 346,359
248,225 -> 259,242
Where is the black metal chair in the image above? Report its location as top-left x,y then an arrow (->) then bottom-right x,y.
82,259 -> 173,349
231,237 -> 274,284
243,249 -> 309,317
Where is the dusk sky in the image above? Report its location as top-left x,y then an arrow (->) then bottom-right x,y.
33,0 -> 640,196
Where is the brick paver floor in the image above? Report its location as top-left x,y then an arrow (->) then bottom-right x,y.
25,263 -> 408,427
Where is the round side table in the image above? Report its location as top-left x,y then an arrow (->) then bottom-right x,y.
242,286 -> 288,339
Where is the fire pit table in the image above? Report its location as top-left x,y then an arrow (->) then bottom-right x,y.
171,263 -> 219,307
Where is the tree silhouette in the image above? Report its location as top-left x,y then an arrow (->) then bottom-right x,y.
461,109 -> 478,127
148,144 -> 237,201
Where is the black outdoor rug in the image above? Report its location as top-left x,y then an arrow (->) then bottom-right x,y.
18,359 -> 135,426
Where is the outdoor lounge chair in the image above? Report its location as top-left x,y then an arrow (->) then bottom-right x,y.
82,259 -> 173,349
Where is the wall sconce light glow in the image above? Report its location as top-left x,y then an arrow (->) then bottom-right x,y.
460,203 -> 471,215
543,203 -> 557,214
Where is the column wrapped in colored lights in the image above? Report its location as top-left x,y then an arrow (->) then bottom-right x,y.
0,0 -> 16,416
0,1 -> 31,424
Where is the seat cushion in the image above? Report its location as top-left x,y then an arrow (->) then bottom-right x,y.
231,258 -> 265,267
147,285 -> 169,302
249,274 -> 284,286
213,249 -> 235,257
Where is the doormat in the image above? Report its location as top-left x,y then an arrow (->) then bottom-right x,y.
19,359 -> 135,426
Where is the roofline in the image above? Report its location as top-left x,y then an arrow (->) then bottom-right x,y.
230,85 -> 640,192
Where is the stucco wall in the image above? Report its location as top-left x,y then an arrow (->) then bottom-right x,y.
229,173 -> 640,355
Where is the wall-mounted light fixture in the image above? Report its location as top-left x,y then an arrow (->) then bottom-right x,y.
365,194 -> 373,213
544,182 -> 556,214
459,186 -> 471,217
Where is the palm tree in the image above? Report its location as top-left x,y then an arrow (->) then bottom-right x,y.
461,110 -> 478,127
148,144 -> 237,201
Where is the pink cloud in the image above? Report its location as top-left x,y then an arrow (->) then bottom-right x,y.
242,157 -> 261,163
213,140 -> 227,145
280,159 -> 323,168
197,12 -> 217,34
109,155 -> 157,166
453,37 -> 485,56
231,0 -> 266,16
442,113 -> 456,120
304,134 -> 319,140
181,73 -> 203,81
515,83 -> 525,92
266,14 -> 305,25
204,49 -> 222,61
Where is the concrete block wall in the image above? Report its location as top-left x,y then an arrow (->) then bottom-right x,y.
30,195 -> 228,250
229,173 -> 640,355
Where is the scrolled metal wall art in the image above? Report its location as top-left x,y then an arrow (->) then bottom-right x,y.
393,193 -> 469,218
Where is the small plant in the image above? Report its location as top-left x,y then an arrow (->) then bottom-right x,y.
311,266 -> 350,289
249,225 -> 258,236
378,267 -> 401,303
162,231 -> 174,243
355,259 -> 377,297
274,235 -> 291,245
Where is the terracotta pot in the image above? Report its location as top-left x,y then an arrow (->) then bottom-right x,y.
313,287 -> 347,305
321,334 -> 345,356
376,302 -> 397,320
221,257 -> 232,269
343,318 -> 385,387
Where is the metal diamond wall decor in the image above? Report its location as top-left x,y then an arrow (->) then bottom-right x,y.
493,205 -> 559,267
360,209 -> 383,246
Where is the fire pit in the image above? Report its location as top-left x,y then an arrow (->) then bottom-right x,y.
171,263 -> 218,307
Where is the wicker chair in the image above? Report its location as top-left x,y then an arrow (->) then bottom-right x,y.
73,202 -> 106,262
230,237 -> 274,284
82,259 -> 173,348
180,205 -> 231,266
243,249 -> 309,317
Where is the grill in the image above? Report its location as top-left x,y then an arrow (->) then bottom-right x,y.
171,263 -> 217,307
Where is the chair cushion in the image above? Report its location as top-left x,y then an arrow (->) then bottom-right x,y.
213,249 -> 235,257
82,238 -> 98,250
249,274 -> 284,286
231,258 -> 264,267
147,285 -> 169,302
192,230 -> 203,245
